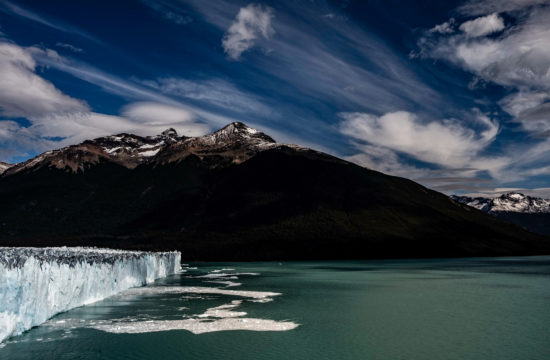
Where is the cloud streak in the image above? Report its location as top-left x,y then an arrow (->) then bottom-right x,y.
0,0 -> 101,43
140,0 -> 193,25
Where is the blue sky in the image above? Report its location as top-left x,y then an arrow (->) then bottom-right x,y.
0,0 -> 549,197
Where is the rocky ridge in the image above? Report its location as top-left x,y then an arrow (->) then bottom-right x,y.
1,122 -> 287,176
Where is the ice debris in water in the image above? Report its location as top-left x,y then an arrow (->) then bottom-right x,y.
0,247 -> 181,343
90,287 -> 298,334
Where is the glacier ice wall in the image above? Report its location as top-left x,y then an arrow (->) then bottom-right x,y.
0,247 -> 181,343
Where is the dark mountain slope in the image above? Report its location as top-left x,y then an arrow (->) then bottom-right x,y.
0,125 -> 548,260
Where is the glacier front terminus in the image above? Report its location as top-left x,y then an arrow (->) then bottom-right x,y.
0,247 -> 181,343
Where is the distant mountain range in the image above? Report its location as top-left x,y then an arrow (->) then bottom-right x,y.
452,193 -> 550,235
0,122 -> 548,260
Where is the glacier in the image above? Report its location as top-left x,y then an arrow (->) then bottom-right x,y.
0,247 -> 181,343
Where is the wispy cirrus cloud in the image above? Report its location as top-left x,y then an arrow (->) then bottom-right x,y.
32,49 -> 277,131
0,0 -> 101,43
55,42 -> 84,53
140,77 -> 271,115
140,0 -> 193,25
457,0 -> 547,16
187,0 -> 444,116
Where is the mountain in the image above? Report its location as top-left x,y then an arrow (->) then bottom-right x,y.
452,193 -> 550,235
3,123 -> 281,176
451,193 -> 550,214
0,123 -> 548,260
0,162 -> 11,175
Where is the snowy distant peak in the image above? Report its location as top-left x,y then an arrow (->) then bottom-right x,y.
210,122 -> 276,144
452,192 -> 550,214
492,193 -> 550,213
0,162 -> 12,175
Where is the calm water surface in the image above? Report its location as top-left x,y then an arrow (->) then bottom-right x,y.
1,257 -> 549,360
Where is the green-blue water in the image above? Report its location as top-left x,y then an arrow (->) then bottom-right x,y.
1,257 -> 550,360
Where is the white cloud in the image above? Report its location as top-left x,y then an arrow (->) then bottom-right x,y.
122,102 -> 194,124
418,1 -> 550,138
27,104 -> 209,148
121,102 -> 210,137
222,3 -> 274,60
515,103 -> 550,134
420,5 -> 550,90
0,120 -> 21,140
0,42 -> 88,118
429,19 -> 455,34
339,110 -> 499,168
30,112 -> 136,141
499,91 -> 549,117
459,13 -> 505,37
498,91 -> 550,135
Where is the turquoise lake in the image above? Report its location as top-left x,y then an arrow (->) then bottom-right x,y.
1,257 -> 549,360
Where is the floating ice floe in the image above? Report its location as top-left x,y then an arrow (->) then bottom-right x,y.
50,283 -> 299,335
91,289 -> 298,334
203,280 -> 242,288
92,317 -> 299,334
115,286 -> 280,300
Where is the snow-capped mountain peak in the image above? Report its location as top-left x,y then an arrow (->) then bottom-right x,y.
0,123 -> 289,176
91,129 -> 182,160
198,122 -> 276,146
452,192 -> 550,214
